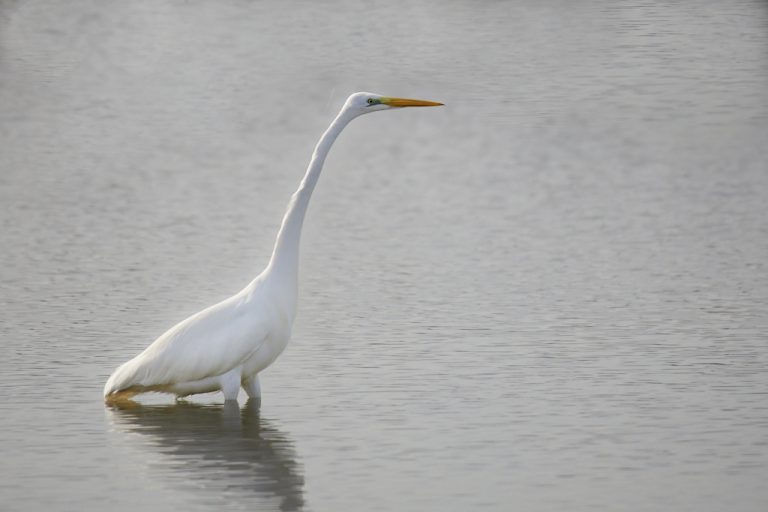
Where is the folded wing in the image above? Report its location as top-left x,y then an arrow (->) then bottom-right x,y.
104,293 -> 268,397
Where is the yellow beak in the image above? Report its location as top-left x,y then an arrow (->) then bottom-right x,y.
381,97 -> 444,107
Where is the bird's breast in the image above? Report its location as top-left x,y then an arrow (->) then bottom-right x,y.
241,307 -> 293,377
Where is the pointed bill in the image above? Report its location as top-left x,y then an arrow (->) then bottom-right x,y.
381,97 -> 444,107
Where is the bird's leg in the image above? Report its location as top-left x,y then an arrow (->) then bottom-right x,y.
242,375 -> 261,410
221,372 -> 241,402
243,374 -> 261,400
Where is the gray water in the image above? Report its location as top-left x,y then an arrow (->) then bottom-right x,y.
1,0 -> 767,510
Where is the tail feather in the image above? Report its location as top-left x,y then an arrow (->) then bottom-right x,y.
104,387 -> 140,404
103,360 -> 135,397
104,353 -> 177,402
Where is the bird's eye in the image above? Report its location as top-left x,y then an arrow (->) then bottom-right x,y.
367,98 -> 375,105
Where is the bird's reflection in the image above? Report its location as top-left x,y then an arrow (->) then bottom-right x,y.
107,399 -> 304,511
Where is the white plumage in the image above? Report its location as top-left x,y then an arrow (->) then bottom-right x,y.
104,92 -> 442,404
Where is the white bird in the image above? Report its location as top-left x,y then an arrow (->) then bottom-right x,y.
104,92 -> 443,404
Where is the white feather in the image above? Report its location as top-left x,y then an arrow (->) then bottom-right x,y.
103,92 -> 442,402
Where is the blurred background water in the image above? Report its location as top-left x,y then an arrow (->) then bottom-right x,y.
1,0 -> 767,510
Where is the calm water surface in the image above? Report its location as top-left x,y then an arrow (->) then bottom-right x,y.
1,1 -> 767,511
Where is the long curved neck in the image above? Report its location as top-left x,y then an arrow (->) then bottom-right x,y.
264,107 -> 355,285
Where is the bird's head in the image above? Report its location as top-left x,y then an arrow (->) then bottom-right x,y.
344,91 -> 443,116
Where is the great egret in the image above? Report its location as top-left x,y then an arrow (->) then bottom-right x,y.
104,92 -> 443,404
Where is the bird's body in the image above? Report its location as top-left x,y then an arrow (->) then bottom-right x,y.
103,275 -> 287,401
104,92 -> 442,404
